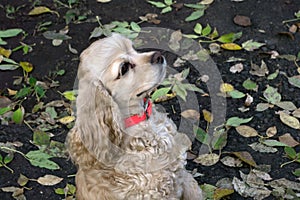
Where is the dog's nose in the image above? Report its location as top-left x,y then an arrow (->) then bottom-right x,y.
151,51 -> 164,65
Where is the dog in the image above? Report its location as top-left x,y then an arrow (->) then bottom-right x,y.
66,34 -> 203,200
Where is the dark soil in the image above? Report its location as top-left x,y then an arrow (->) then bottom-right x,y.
1,0 -> 300,199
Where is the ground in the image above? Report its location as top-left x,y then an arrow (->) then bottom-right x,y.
0,0 -> 300,199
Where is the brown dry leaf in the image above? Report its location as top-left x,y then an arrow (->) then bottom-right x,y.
279,133 -> 299,147
252,169 -> 272,181
235,125 -> 258,137
250,60 -> 269,77
230,63 -> 244,73
278,31 -> 295,40
244,93 -> 253,107
289,24 -> 298,33
266,126 -> 277,137
17,174 -> 29,187
7,88 -> 17,96
279,112 -> 300,129
249,142 -> 278,153
269,178 -> 300,191
232,151 -> 257,167
209,43 -> 221,54
168,30 -> 182,52
233,15 -> 252,27
220,43 -> 242,50
220,156 -> 243,167
139,13 -> 161,24
194,153 -> 220,166
37,174 -> 63,186
293,108 -> 300,118
213,188 -> 234,200
202,109 -> 213,123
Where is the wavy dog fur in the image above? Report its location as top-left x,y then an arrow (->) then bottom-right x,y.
66,34 -> 203,200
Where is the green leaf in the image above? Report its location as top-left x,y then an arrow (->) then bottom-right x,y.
194,126 -> 210,145
164,0 -> 173,5
242,78 -> 257,90
89,27 -> 103,39
0,28 -> 23,38
185,10 -> 205,22
46,107 -> 57,119
295,10 -> 300,18
147,1 -> 166,8
293,168 -> 300,176
202,24 -> 211,36
43,31 -> 72,40
183,34 -> 200,39
288,76 -> 300,89
212,128 -> 227,150
275,101 -> 297,111
184,3 -> 205,9
228,90 -> 245,98
130,22 -> 141,32
33,130 -> 50,146
63,90 -> 77,101
2,57 -> 18,64
34,85 -> 46,98
151,87 -> 171,101
173,84 -> 187,101
54,188 -> 65,195
182,83 -> 205,93
241,39 -> 265,51
15,87 -> 32,99
0,64 -> 19,71
217,32 -> 242,43
284,146 -> 297,159
161,6 -> 172,13
267,69 -> 279,80
181,68 -> 190,79
12,107 -> 24,124
4,153 -> 14,164
194,23 -> 202,35
26,150 -> 60,170
262,139 -> 289,147
226,116 -> 253,127
263,85 -> 281,104
0,107 -> 12,115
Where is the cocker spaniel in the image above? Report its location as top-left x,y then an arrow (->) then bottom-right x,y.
66,34 -> 203,200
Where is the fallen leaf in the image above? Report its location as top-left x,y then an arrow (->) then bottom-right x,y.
168,30 -> 182,52
228,90 -> 245,98
288,75 -> 300,89
249,142 -> 278,153
269,178 -> 300,191
242,78 -> 258,91
275,101 -> 297,111
200,0 -> 214,5
139,13 -> 161,24
266,126 -> 277,137
7,88 -> 17,96
230,63 -> 244,73
202,109 -> 213,123
263,85 -> 281,104
244,93 -> 253,106
12,107 -> 24,124
250,60 -> 269,77
242,39 -> 265,51
17,174 -> 29,187
236,125 -> 258,137
289,24 -> 298,33
220,83 -> 234,93
213,188 -> 234,200
232,151 -> 257,167
262,139 -> 289,147
58,116 -> 75,124
28,6 -> 56,16
0,47 -> 11,58
19,61 -> 33,72
233,15 -> 252,26
220,43 -> 242,50
292,108 -> 300,118
279,112 -> 300,129
37,174 -> 63,186
226,116 -> 253,127
221,156 -> 243,167
194,153 -> 220,166
256,103 -> 272,112
208,43 -> 221,54
279,133 -> 299,147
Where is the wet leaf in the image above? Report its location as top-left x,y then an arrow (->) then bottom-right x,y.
250,60 -> 269,77
194,126 -> 210,145
220,43 -> 242,50
185,10 -> 205,22
279,133 -> 299,147
288,75 -> 300,89
249,142 -> 278,153
221,156 -> 243,167
226,116 -> 253,127
68,44 -> 78,54
26,150 -> 60,170
232,151 -> 257,167
200,184 -> 216,199
279,112 -> 300,129
37,174 -> 63,186
220,83 -> 234,93
58,116 -> 75,124
275,101 -> 297,111
12,107 -> 24,124
17,174 -> 29,187
202,109 -> 213,123
236,125 -> 258,137
263,85 -> 281,104
233,15 -> 252,26
194,153 -> 220,166
230,63 -> 243,73
242,39 -> 265,51
217,32 -> 242,43
266,126 -> 277,137
263,140 -> 289,149
228,90 -> 245,98
33,130 -> 50,146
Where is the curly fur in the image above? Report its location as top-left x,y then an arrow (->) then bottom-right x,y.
66,34 -> 203,200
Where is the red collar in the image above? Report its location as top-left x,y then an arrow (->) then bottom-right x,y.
124,98 -> 152,128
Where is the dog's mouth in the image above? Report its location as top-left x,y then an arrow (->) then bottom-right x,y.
136,84 -> 159,98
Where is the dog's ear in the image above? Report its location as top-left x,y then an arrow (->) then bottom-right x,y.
75,74 -> 125,166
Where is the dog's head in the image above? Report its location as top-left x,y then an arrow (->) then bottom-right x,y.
79,34 -> 166,106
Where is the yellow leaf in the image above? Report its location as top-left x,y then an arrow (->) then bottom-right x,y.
7,88 -> 17,96
221,43 -> 242,50
0,47 -> 12,58
28,6 -> 53,15
279,112 -> 300,129
19,61 -> 33,73
220,83 -> 234,93
202,109 -> 213,123
58,116 -> 75,124
214,188 -> 234,200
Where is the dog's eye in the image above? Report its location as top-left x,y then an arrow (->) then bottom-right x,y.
120,62 -> 135,76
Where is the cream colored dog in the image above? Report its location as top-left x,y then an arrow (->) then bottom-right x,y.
66,34 -> 203,200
